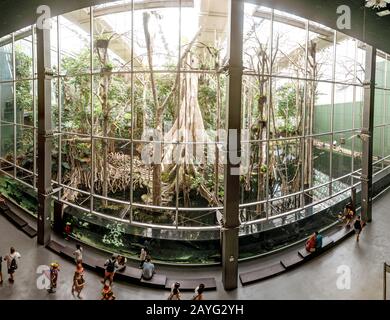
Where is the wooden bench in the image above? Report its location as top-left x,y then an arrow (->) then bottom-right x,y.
0,202 -> 9,212
165,277 -> 217,291
80,256 -> 100,271
239,263 -> 286,285
21,224 -> 37,238
141,274 -> 167,289
331,226 -> 355,243
59,245 -> 101,272
280,253 -> 305,269
59,245 -> 77,261
46,240 -> 66,254
115,266 -> 143,283
298,236 -> 334,259
2,209 -> 28,228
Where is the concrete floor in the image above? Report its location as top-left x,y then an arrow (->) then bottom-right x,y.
0,191 -> 389,300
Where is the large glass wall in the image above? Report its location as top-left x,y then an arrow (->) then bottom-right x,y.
50,1 -> 227,263
0,27 -> 38,215
0,0 -> 389,263
373,51 -> 390,176
238,4 -> 368,257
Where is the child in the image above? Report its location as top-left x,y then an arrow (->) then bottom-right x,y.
72,264 -> 85,299
73,244 -> 83,265
48,262 -> 60,293
101,284 -> 116,300
139,247 -> 147,268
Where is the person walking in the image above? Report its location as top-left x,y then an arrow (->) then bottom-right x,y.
168,287 -> 181,300
354,215 -> 363,242
73,244 -> 83,265
4,247 -> 21,283
102,254 -> 119,285
192,283 -> 205,300
47,262 -> 60,293
168,282 -> 181,300
72,263 -> 86,299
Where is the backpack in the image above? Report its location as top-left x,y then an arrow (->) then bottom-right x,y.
9,257 -> 18,271
106,259 -> 116,273
77,275 -> 85,286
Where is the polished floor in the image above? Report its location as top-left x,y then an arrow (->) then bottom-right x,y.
0,191 -> 390,300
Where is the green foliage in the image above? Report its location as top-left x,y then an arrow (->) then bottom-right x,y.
198,75 -> 225,130
0,175 -> 37,214
276,83 -> 303,134
102,222 -> 125,248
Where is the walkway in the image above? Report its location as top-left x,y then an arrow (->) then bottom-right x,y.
1,190 -> 390,300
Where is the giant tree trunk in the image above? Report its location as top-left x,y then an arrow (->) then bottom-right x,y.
96,38 -> 112,207
143,12 -> 163,206
162,60 -> 218,206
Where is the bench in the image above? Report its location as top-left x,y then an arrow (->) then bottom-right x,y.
298,236 -> 334,259
280,253 -> 305,269
77,256 -> 99,270
21,224 -> 37,238
57,244 -> 101,271
2,209 -> 28,228
239,263 -> 286,285
165,278 -> 217,291
95,262 -> 141,282
0,202 -> 9,212
46,240 -> 66,254
115,266 -> 143,283
141,274 -> 167,289
331,226 -> 355,243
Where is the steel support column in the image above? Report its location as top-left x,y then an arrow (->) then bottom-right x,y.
361,45 -> 376,224
222,0 -> 244,291
37,26 -> 53,245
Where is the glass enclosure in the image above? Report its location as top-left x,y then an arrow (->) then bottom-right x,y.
0,0 -> 389,264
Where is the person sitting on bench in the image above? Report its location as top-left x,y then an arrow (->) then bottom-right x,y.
315,231 -> 323,250
340,202 -> 355,227
142,257 -> 155,280
116,255 -> 127,272
305,232 -> 317,252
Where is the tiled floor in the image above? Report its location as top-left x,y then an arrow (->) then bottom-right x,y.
1,190 -> 390,300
